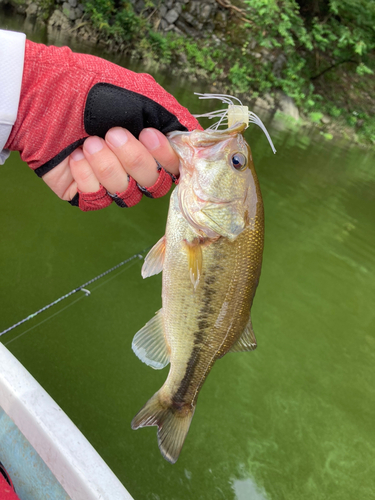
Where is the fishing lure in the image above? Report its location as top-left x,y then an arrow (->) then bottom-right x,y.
193,93 -> 276,154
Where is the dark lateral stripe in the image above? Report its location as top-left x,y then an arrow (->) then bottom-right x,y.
172,274 -> 218,404
34,138 -> 87,178
173,345 -> 201,404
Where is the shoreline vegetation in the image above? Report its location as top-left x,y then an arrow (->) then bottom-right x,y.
2,0 -> 374,147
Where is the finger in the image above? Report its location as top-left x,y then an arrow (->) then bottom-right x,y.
105,128 -> 160,188
42,157 -> 77,200
69,147 -> 100,193
83,136 -> 129,194
138,128 -> 180,176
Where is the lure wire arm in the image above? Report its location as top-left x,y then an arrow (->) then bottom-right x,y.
193,93 -> 277,154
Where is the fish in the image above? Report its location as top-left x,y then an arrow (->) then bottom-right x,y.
131,120 -> 265,464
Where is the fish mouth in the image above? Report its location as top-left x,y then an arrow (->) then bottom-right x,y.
193,187 -> 233,206
195,195 -> 232,206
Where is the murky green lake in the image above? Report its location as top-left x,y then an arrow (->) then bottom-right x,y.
1,9 -> 375,500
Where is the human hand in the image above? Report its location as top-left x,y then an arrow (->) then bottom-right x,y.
5,39 -> 201,209
43,127 -> 180,210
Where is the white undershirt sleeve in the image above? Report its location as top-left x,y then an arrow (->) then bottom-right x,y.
0,29 -> 26,165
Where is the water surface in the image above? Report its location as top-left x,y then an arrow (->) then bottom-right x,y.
1,10 -> 375,500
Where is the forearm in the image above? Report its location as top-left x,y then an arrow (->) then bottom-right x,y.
0,29 -> 25,164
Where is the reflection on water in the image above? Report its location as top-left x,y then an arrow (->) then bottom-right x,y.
232,477 -> 268,500
1,7 -> 375,500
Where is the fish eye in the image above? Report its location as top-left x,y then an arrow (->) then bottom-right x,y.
230,153 -> 247,171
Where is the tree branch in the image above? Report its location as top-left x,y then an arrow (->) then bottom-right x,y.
311,58 -> 357,80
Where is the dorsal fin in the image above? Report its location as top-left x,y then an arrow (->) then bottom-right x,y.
132,309 -> 170,369
229,317 -> 257,353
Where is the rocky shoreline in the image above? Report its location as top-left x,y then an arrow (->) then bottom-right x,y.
1,0 -> 301,115
0,0 -> 371,146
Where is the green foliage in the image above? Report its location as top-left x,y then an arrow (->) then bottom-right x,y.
78,0 -> 375,145
356,63 -> 374,76
39,0 -> 55,20
84,0 -> 143,40
329,106 -> 342,118
309,111 -> 323,123
146,31 -> 172,62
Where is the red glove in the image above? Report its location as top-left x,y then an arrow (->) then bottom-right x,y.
5,40 -> 201,209
0,462 -> 20,500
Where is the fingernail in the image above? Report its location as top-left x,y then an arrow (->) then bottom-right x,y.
84,137 -> 103,155
140,128 -> 160,151
70,148 -> 85,161
106,128 -> 129,148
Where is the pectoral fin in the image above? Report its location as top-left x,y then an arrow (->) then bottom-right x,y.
229,317 -> 257,352
142,236 -> 166,278
184,239 -> 203,290
132,309 -> 170,369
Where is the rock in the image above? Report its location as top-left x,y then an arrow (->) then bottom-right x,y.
165,0 -> 173,8
214,10 -> 227,25
182,11 -> 195,25
49,9 -> 71,30
356,118 -> 364,128
204,22 -> 214,33
278,93 -> 300,120
165,23 -> 175,32
159,4 -> 167,18
62,2 -> 71,16
254,97 -> 271,111
165,9 -> 179,24
181,11 -> 202,29
199,3 -> 212,22
173,2 -> 182,15
134,0 -> 144,13
15,3 -> 27,14
26,2 -> 38,17
179,52 -> 188,64
160,18 -> 169,30
187,1 -> 199,15
211,34 -> 221,45
321,115 -> 331,125
273,54 -> 287,78
173,25 -> 183,35
175,18 -> 199,37
68,0 -> 77,7
264,93 -> 275,108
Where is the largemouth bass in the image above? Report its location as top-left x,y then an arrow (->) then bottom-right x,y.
131,121 -> 264,464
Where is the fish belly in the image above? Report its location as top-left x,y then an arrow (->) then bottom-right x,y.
161,187 -> 264,407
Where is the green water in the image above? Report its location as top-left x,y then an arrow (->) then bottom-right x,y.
1,10 -> 375,500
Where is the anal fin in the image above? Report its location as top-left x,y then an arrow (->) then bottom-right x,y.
229,317 -> 257,353
142,236 -> 166,279
132,309 -> 170,369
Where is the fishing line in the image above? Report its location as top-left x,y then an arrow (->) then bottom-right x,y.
0,248 -> 150,341
3,259 -> 140,346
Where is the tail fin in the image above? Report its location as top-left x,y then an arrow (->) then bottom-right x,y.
131,391 -> 195,464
